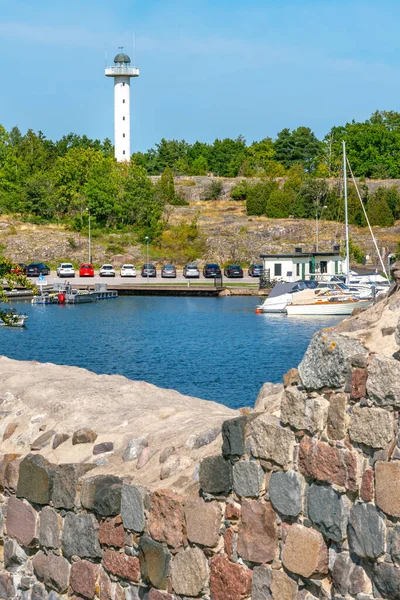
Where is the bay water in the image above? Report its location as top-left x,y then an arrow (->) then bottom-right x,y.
1,297 -> 341,409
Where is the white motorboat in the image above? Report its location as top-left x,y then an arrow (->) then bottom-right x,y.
256,281 -> 317,313
286,288 -> 372,316
0,312 -> 28,327
315,280 -> 373,300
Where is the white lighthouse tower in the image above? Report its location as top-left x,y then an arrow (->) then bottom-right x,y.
105,48 -> 139,162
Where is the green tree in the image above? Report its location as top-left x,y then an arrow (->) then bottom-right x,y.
53,147 -> 104,219
367,188 -> 395,226
265,188 -> 292,218
158,167 -> 176,204
275,127 -> 321,172
123,162 -> 164,237
191,155 -> 209,175
209,136 -> 247,177
246,180 -> 278,216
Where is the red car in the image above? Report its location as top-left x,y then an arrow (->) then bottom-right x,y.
12,263 -> 27,274
79,263 -> 94,277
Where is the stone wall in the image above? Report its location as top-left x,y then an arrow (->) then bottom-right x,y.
1,286 -> 400,599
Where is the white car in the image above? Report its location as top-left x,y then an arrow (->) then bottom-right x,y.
99,264 -> 116,277
120,264 -> 136,277
56,263 -> 75,278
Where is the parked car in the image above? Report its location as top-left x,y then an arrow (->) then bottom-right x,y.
161,264 -> 177,278
141,264 -> 157,277
11,263 -> 27,274
248,263 -> 264,277
26,262 -> 50,277
79,263 -> 95,277
56,263 -> 75,278
120,264 -> 136,277
183,264 -> 200,278
99,264 -> 116,277
224,264 -> 243,278
203,263 -> 222,278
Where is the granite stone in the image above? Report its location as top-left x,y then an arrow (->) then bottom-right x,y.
268,470 -> 303,517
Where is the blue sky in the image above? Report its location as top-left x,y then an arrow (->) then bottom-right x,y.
1,0 -> 400,151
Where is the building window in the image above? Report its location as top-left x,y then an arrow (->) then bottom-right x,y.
296,263 -> 300,277
123,133 -> 125,138
122,99 -> 125,103
320,261 -> 328,274
123,116 -> 125,120
123,150 -> 125,155
274,263 -> 282,277
123,82 -> 125,86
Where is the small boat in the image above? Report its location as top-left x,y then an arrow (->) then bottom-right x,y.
0,311 -> 28,327
256,281 -> 317,313
285,288 -> 372,316
31,293 -> 58,305
63,289 -> 99,304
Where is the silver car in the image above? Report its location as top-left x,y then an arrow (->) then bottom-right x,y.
183,263 -> 200,278
161,264 -> 177,278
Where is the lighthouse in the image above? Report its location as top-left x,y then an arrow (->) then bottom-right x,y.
105,48 -> 139,162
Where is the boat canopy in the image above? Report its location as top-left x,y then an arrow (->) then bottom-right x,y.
269,281 -> 313,299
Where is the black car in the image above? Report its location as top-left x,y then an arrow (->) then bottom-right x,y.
248,263 -> 263,277
224,264 -> 244,278
203,263 -> 222,278
141,263 -> 157,277
26,262 -> 51,276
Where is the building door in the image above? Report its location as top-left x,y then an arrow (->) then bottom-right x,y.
302,263 -> 305,279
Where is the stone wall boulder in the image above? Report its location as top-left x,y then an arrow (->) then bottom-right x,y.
170,547 -> 209,596
282,524 -> 328,578
254,382 -> 283,415
298,331 -> 368,390
249,415 -> 295,466
367,354 -> 400,406
280,387 -> 329,434
349,405 -> 394,448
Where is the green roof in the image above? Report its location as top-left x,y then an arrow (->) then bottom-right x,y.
114,53 -> 131,64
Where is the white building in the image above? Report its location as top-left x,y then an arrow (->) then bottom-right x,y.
105,50 -> 139,162
260,248 -> 344,282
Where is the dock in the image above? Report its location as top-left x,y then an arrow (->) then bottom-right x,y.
71,283 -> 224,297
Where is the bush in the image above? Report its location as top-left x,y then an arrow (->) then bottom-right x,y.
156,219 -> 206,262
230,180 -> 248,200
348,238 -> 365,264
202,180 -> 223,201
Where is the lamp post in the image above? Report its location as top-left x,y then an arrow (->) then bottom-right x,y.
315,205 -> 328,252
145,236 -> 149,284
85,208 -> 92,264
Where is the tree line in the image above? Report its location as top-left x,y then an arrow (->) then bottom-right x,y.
132,110 -> 400,180
0,109 -> 400,235
0,127 -> 184,238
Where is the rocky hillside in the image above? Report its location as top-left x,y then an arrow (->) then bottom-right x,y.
1,200 -> 398,269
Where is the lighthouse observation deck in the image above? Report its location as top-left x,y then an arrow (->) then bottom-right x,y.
105,66 -> 140,77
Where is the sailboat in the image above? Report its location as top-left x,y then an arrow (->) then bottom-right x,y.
285,141 -> 385,316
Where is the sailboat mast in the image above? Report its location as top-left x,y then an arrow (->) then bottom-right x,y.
343,141 -> 350,283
